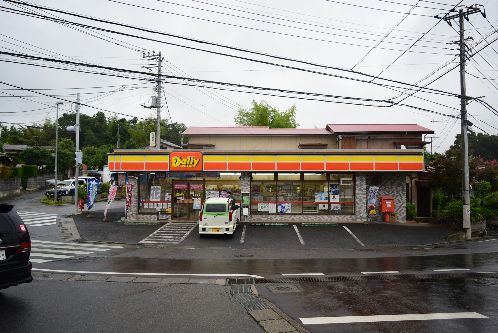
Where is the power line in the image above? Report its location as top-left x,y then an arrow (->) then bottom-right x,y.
324,0 -> 433,17
351,0 -> 421,70
0,2 -> 463,99
374,0 -> 464,78
99,0 -> 453,54
0,79 -> 147,119
0,50 -> 393,105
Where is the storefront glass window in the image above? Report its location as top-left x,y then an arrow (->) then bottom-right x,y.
277,180 -> 302,214
205,173 -> 241,204
251,173 -> 276,214
138,172 -> 172,214
329,174 -> 355,215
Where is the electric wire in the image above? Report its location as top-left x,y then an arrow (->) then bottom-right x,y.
0,3 -> 464,99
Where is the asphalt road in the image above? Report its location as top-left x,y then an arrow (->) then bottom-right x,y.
257,277 -> 498,333
3,191 -> 498,333
0,279 -> 262,333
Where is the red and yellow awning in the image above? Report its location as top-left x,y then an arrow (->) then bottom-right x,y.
108,151 -> 424,172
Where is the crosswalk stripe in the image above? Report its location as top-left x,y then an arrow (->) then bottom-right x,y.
30,258 -> 52,263
18,211 -> 58,228
30,253 -> 73,259
28,239 -> 124,265
25,223 -> 57,227
31,248 -> 94,255
31,240 -> 123,249
32,244 -> 113,252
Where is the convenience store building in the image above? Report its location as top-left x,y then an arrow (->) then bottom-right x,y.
108,124 -> 433,223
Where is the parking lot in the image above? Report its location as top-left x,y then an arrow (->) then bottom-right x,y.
179,223 -> 453,250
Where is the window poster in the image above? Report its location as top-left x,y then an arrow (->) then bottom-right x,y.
329,183 -> 340,195
315,192 -> 328,203
206,190 -> 220,199
268,203 -> 276,214
258,203 -> 269,212
193,198 -> 202,210
150,186 -> 161,201
277,203 -> 292,214
330,194 -> 341,211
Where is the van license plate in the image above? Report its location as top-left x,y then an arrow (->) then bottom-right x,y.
211,228 -> 221,233
0,250 -> 6,261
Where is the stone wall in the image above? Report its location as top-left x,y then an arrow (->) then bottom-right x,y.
125,176 -> 162,224
370,173 -> 406,223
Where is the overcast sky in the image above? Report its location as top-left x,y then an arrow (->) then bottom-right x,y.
0,0 -> 497,152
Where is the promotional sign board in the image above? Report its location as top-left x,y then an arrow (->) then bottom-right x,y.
169,151 -> 203,172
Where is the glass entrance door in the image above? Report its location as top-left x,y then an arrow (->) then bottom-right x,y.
172,181 -> 205,221
172,181 -> 189,220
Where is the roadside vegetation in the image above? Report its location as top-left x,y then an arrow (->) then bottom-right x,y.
427,132 -> 498,224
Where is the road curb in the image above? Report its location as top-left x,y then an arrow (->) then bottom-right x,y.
32,271 -> 227,285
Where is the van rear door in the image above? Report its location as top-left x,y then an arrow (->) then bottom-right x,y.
202,202 -> 228,227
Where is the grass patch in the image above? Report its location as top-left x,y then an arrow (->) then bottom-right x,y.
40,196 -> 66,206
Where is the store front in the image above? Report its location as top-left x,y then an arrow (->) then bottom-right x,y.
109,149 -> 424,223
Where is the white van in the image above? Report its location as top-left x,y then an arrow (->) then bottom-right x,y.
199,197 -> 240,235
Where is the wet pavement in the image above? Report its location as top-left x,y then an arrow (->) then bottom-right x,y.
0,279 -> 262,333
257,277 -> 498,332
32,251 -> 498,279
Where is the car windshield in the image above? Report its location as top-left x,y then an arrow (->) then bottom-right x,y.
204,203 -> 226,213
63,180 -> 73,186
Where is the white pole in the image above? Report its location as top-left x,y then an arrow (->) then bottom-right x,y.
75,93 -> 81,214
55,102 -> 62,202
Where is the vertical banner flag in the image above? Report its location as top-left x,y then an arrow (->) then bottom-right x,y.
86,179 -> 99,210
103,181 -> 118,221
125,180 -> 133,218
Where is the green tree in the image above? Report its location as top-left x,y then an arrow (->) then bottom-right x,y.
235,100 -> 298,128
57,138 -> 75,177
83,145 -> 113,170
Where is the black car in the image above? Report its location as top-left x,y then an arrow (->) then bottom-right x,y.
0,204 -> 32,290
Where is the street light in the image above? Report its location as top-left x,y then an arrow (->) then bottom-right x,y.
54,102 -> 63,202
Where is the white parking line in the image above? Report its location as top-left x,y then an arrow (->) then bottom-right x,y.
300,312 -> 488,325
240,225 -> 247,244
433,268 -> 470,272
282,273 -> 325,276
361,271 -> 399,275
293,225 -> 305,245
343,226 -> 365,247
32,268 -> 264,279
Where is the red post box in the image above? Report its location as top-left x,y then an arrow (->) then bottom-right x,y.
380,196 -> 395,222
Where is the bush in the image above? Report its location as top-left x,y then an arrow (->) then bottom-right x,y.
406,202 -> 416,220
483,191 -> 498,219
77,184 -> 87,201
100,182 -> 110,194
442,199 -> 485,223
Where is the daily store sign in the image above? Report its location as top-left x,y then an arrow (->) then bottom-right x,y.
169,151 -> 203,172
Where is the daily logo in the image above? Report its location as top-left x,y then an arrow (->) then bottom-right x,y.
169,152 -> 203,171
171,156 -> 200,168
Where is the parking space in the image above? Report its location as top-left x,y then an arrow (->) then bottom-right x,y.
297,225 -> 361,249
345,224 -> 451,247
170,222 -> 452,250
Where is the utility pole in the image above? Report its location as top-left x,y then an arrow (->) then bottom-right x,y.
142,51 -> 163,149
54,102 -> 62,202
74,93 -> 81,214
437,5 -> 486,240
156,51 -> 162,149
117,122 -> 120,149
